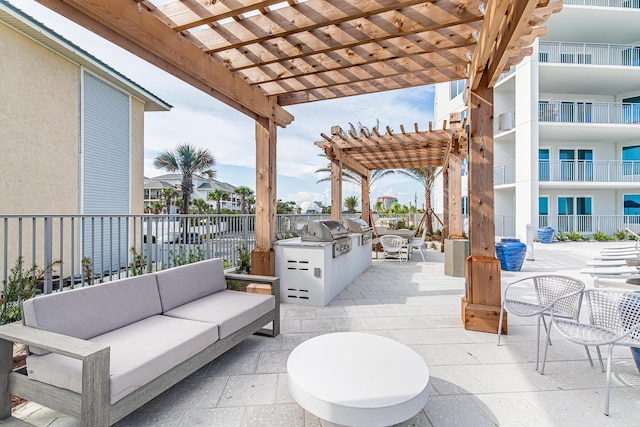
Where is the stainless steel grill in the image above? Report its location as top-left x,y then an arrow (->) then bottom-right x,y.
343,218 -> 373,245
300,220 -> 352,257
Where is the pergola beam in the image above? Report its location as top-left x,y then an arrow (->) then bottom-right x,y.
36,0 -> 293,127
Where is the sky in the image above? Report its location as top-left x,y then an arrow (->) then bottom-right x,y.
10,0 -> 436,209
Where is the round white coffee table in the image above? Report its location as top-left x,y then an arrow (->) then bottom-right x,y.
287,332 -> 430,427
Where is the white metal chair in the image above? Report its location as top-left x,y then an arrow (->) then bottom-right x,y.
379,235 -> 404,262
541,289 -> 640,416
406,228 -> 428,262
498,275 -> 587,371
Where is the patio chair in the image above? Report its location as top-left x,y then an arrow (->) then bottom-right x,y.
541,289 -> 640,416
497,275 -> 587,371
406,227 -> 428,262
379,235 -> 404,262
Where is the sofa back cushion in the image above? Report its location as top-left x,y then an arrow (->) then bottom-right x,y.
22,274 -> 162,354
155,258 -> 227,312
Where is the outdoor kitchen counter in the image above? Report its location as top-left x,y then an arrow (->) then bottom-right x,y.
274,236 -> 371,306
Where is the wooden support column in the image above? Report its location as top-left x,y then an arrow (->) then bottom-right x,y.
252,113 -> 277,276
361,173 -> 371,224
448,155 -> 463,238
442,167 -> 449,241
462,70 -> 505,334
331,159 -> 342,222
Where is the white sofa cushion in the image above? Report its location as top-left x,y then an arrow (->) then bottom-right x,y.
22,274 -> 162,355
155,258 -> 227,312
26,315 -> 219,404
164,290 -> 274,339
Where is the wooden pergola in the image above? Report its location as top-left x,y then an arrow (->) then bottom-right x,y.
315,116 -> 468,238
35,0 -> 562,333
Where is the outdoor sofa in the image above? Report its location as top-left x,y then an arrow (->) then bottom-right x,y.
0,258 -> 280,426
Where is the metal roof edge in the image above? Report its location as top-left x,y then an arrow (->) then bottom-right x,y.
0,0 -> 172,112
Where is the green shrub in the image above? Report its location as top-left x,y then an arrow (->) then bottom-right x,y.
169,245 -> 204,267
565,231 -> 584,241
235,245 -> 251,274
593,231 -> 614,242
396,220 -> 406,229
81,256 -> 94,286
614,229 -> 632,241
1,257 -> 59,325
555,231 -> 568,241
129,247 -> 147,276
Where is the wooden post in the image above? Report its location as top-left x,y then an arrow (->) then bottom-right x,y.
448,155 -> 463,238
442,166 -> 449,241
462,70 -> 505,334
331,158 -> 342,222
361,173 -> 371,224
252,113 -> 277,276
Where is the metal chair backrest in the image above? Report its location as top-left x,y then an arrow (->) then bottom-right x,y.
585,289 -> 640,345
533,275 -> 585,319
380,235 -> 403,250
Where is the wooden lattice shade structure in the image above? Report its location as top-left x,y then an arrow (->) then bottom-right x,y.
35,0 -> 562,333
315,117 -> 467,227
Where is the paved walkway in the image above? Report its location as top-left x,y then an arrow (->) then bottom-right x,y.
9,241 -> 640,426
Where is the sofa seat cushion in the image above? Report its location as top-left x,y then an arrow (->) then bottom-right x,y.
22,274 -> 162,355
164,290 -> 274,339
155,258 -> 227,312
26,315 -> 219,404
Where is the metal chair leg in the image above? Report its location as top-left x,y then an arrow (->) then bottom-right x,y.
604,344 -> 614,416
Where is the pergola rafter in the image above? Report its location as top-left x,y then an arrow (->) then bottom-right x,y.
34,0 -> 563,333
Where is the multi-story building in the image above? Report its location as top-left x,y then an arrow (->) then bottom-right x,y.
144,174 -> 240,212
434,1 -> 640,240
376,195 -> 398,211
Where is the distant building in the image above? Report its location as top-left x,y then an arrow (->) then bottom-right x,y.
299,201 -> 322,214
144,174 -> 240,212
376,196 -> 398,211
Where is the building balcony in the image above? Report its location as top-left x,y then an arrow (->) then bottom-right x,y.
539,41 -> 640,67
563,0 -> 640,8
494,161 -> 640,186
539,160 -> 640,184
539,100 -> 640,125
540,214 -> 640,235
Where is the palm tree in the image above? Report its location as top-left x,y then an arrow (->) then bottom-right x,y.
147,200 -> 164,214
396,167 -> 442,234
191,198 -> 209,214
207,188 -> 229,215
160,187 -> 179,214
235,186 -> 254,214
344,196 -> 359,214
153,143 -> 216,215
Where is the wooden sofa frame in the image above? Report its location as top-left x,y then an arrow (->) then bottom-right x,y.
0,272 -> 280,426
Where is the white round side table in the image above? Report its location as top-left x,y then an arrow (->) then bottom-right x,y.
287,332 -> 430,427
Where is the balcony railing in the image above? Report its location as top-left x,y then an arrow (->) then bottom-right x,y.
539,41 -> 640,67
538,160 -> 640,182
563,0 -> 640,7
539,215 -> 640,235
539,100 -> 640,124
494,164 -> 517,185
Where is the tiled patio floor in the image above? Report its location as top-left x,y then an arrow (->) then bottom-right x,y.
8,242 -> 640,426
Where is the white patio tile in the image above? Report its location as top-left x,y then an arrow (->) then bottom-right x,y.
178,407 -> 244,427
240,404 -> 304,427
206,351 -> 260,377
159,376 -> 228,410
255,350 -> 290,374
218,374 -> 278,407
